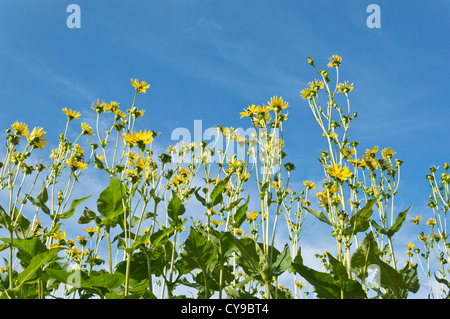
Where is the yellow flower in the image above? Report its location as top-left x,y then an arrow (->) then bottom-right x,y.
303,180 -> 316,190
295,281 -> 306,289
11,122 -> 29,136
246,211 -> 259,223
337,81 -> 354,94
300,87 -> 316,100
91,99 -> 106,114
123,130 -> 155,148
426,218 -> 437,227
211,219 -> 223,228
131,78 -> 150,93
27,127 -> 49,149
62,108 -> 81,121
381,147 -> 396,159
410,216 -> 422,224
66,154 -> 88,170
240,104 -> 259,119
81,122 -> 95,136
50,230 -> 66,249
327,164 -> 353,181
308,79 -> 325,91
84,226 -> 100,236
407,243 -> 415,250
268,96 -> 288,112
327,55 -> 342,68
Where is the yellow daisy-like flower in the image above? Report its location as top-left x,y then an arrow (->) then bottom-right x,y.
66,154 -> 88,171
426,218 -> 437,227
303,180 -> 316,190
327,164 -> 353,181
308,79 -> 325,91
300,87 -> 316,100
91,99 -> 106,114
268,96 -> 289,112
246,211 -> 259,223
11,122 -> 29,136
123,130 -> 155,148
81,122 -> 95,136
337,81 -> 354,94
240,104 -> 259,119
84,226 -> 100,236
381,147 -> 396,159
62,108 -> 81,121
27,127 -> 49,150
406,242 -> 415,250
327,55 -> 342,68
130,78 -> 150,93
410,216 -> 422,224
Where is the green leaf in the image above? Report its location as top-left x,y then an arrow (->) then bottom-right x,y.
59,195 -> 92,220
167,192 -> 186,227
10,237 -> 48,265
16,248 -> 62,289
97,178 -> 126,229
231,195 -> 250,229
343,198 -> 376,236
208,173 -> 232,208
78,207 -> 99,224
292,248 -> 342,299
0,205 -> 12,231
180,227 -> 216,273
234,237 -> 270,283
271,244 -> 292,277
14,214 -> 34,239
351,232 -> 407,298
303,206 -> 332,225
387,205 -> 411,237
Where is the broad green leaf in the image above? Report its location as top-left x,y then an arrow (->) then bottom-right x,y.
10,237 -> 48,264
303,206 -> 332,225
208,173 -> 232,208
78,207 -> 99,224
180,227 -> 216,273
327,253 -> 366,299
292,248 -> 342,299
14,214 -> 34,239
0,205 -> 12,231
194,187 -> 206,206
351,232 -> 407,298
231,195 -> 250,229
58,195 -> 92,220
401,264 -> 420,297
234,237 -> 271,283
97,178 -> 126,229
16,248 -> 62,289
387,205 -> 411,237
271,244 -> 292,277
167,192 -> 185,227
343,198 -> 376,236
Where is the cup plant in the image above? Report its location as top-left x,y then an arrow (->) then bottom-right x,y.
0,55 -> 434,299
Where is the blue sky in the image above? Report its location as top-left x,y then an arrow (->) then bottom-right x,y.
1,0 -> 450,298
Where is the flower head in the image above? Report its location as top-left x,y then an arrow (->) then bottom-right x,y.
11,122 -> 29,136
337,81 -> 354,94
327,55 -> 342,68
27,127 -> 48,149
131,78 -> 150,93
327,164 -> 353,181
268,96 -> 289,112
62,108 -> 81,121
81,122 -> 95,136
